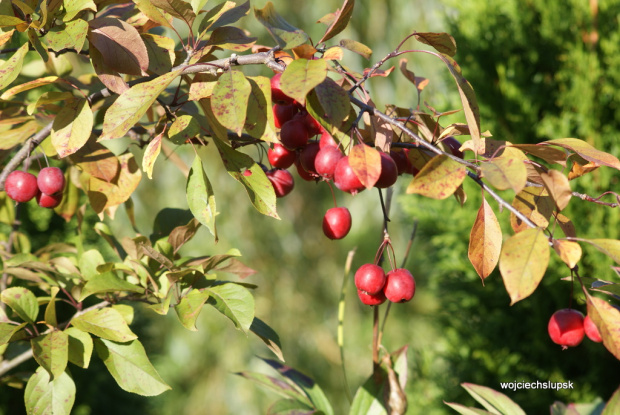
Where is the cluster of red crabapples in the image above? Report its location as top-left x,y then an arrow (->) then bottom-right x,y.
266,73 -> 427,241
4,167 -> 66,209
547,308 -> 603,349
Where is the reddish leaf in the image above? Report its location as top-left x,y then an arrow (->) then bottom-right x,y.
150,0 -> 195,28
499,228 -> 550,305
511,144 -> 568,167
88,17 -> 149,76
586,294 -> 620,360
407,155 -> 467,199
89,45 -> 129,94
399,59 -> 429,91
349,144 -> 381,189
414,32 -> 457,56
542,138 -> 620,170
317,0 -> 355,44
71,142 -> 120,183
568,160 -> 599,180
469,197 -> 502,282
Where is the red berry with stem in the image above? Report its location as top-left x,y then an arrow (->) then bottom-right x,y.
266,169 -> 294,198
322,207 -> 352,240
270,73 -> 295,105
268,144 -> 296,169
273,104 -> 298,128
354,264 -> 387,295
384,268 -> 416,303
5,170 -> 39,203
333,156 -> 365,195
315,145 -> 344,180
357,289 -> 387,306
584,315 -> 603,343
319,130 -> 338,149
37,191 -> 63,208
38,167 -> 65,195
375,151 -> 399,188
547,309 -> 585,348
299,141 -> 320,176
280,119 -> 309,150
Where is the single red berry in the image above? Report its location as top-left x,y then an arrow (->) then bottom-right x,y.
441,136 -> 464,159
333,156 -> 365,195
280,119 -> 310,150
266,169 -> 294,198
273,104 -> 298,129
354,264 -> 387,295
268,144 -> 296,169
547,309 -> 585,349
357,289 -> 387,306
390,149 -> 409,176
270,73 -> 295,105
297,111 -> 322,136
5,170 -> 39,203
384,269 -> 416,303
315,145 -> 344,180
584,315 -> 603,343
322,207 -> 352,240
375,151 -> 399,188
37,167 -> 66,195
36,191 -> 63,208
319,130 -> 338,149
299,142 -> 321,176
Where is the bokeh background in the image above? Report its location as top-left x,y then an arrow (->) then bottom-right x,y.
2,0 -> 620,414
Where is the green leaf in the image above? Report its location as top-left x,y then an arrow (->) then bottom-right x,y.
78,249 -> 106,280
31,331 -> 69,380
444,402 -> 495,415
211,70 -> 251,136
175,289 -> 210,331
245,76 -> 278,143
70,307 -> 138,342
63,0 -> 96,21
65,327 -> 93,369
51,98 -> 94,158
134,0 -> 173,29
142,33 -> 176,75
313,77 -> 351,128
317,0 -> 355,44
207,283 -> 255,333
349,371 -> 387,415
1,286 -> 39,324
583,239 -> 620,265
187,154 -> 218,241
250,317 -> 284,361
499,228 -> 550,305
254,2 -> 309,49
0,322 -> 27,346
79,272 -> 145,302
168,114 -> 201,144
461,383 -> 526,415
44,287 -> 60,327
268,399 -> 315,415
407,155 -> 467,199
212,136 -> 279,219
280,58 -> 327,106
94,338 -> 171,396
237,371 -> 309,403
46,19 -> 88,53
100,70 -> 181,140
603,385 -> 620,415
0,42 -> 28,91
24,367 -> 76,415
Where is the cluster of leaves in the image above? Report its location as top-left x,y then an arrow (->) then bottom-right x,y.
0,0 -> 619,413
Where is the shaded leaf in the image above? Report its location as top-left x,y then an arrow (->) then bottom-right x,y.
314,77 -> 351,129
317,0 -> 355,44
461,383 -> 526,415
79,272 -> 145,301
199,0 -> 250,34
0,76 -> 60,100
94,338 -> 171,396
151,0 -> 195,29
280,58 -> 327,106
175,289 -> 210,331
24,367 -> 75,415
268,399 -> 315,415
70,308 -> 138,342
586,294 -> 620,361
542,138 -> 620,170
65,327 -> 93,369
31,331 -> 69,379
540,170 -> 572,211
237,371 -> 308,403
414,32 -> 457,56
584,239 -> 620,265
206,26 -> 257,51
0,42 -> 28,91
349,144 -> 381,189
0,322 -> 27,346
86,153 -> 142,213
510,187 -> 554,233
468,197 -> 502,281
444,402 -> 495,415
211,70 -> 251,136
186,154 -> 218,240
499,228 -> 550,305
250,317 -> 283,361
141,33 -> 175,74
207,283 -> 255,333
254,2 -> 309,49
407,155 -> 467,199
245,76 -> 278,143
481,148 -> 527,194
1,286 -> 38,324
134,0 -> 173,29
168,114 -> 201,144
602,386 -> 620,415
216,258 -> 257,279
71,142 -> 119,183
51,98 -> 93,158
89,45 -> 129,94
168,218 -> 201,253
511,144 -> 568,167
46,19 -> 88,53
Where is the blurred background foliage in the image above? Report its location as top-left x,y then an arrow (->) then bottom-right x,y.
2,0 -> 620,414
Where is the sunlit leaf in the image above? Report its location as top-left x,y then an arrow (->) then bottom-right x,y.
186,154 -> 218,241
250,317 -> 283,361
414,32 -> 457,56
24,367 -> 76,415
46,19 -> 88,53
339,39 -> 372,59
1,286 -> 38,324
602,386 -> 620,415
552,239 -> 581,269
51,98 -> 93,158
211,70 -> 251,136
499,228 -> 550,305
314,78 -> 350,129
254,2 -> 309,49
510,186 -> 554,233
540,169 -> 572,211
245,76 -> 278,143
63,0 -> 96,21
66,327 -> 93,369
407,155 -> 467,199
480,148 -> 527,194
349,144 -> 381,189
461,383 -> 526,415
141,33 -> 175,74
280,58 -> 327,106
207,283 -> 255,333
134,0 -> 173,29
79,272 -> 145,302
174,290 -> 210,331
151,0 -> 195,28
70,308 -> 138,342
0,322 -> 27,346
542,138 -> 620,170
86,153 -> 142,213
468,197 -> 502,282
142,133 -> 163,180
318,0 -> 355,44
584,239 -> 620,265
586,295 -> 620,360
0,76 -> 59,100
31,331 -> 69,379
0,42 -> 28,91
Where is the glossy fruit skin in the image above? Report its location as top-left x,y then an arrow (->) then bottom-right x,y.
279,119 -> 309,150
298,112 -> 322,136
294,158 -> 316,181
334,156 -> 365,195
319,130 -> 338,149
36,191 -> 63,208
37,167 -> 66,195
5,171 -> 39,203
315,145 -> 344,180
273,104 -> 298,129
357,289 -> 387,306
270,73 -> 295,105
547,309 -> 585,348
266,169 -> 294,198
390,150 -> 409,175
322,207 -> 352,240
354,264 -> 387,295
375,152 -> 399,188
584,315 -> 603,343
384,269 -> 416,303
299,141 -> 320,176
268,144 -> 296,169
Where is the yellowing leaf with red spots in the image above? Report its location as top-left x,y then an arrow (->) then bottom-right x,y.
349,144 -> 381,189
406,155 -> 467,199
586,294 -> 620,360
211,70 -> 251,137
499,228 -> 549,305
280,58 -> 327,106
468,197 -> 502,281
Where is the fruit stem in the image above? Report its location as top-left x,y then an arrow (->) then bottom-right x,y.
378,188 -> 391,227
372,304 -> 380,368
326,181 -> 338,208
